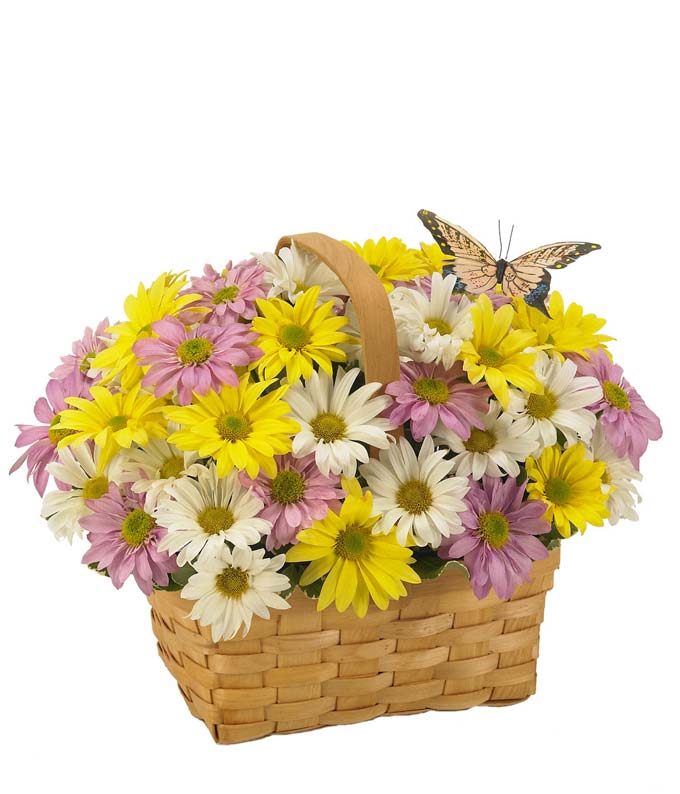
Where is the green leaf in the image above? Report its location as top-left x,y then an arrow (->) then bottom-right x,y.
280,563 -> 301,599
299,577 -> 324,599
546,538 -> 561,551
412,554 -> 469,581
170,564 -> 195,588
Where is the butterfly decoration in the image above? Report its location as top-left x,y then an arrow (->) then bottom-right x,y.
417,209 -> 601,316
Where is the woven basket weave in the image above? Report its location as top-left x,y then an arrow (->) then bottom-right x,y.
147,232 -> 561,743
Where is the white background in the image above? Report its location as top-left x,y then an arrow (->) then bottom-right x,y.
1,2 -> 677,792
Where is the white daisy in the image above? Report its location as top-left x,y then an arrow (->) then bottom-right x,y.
182,544 -> 290,641
286,368 -> 394,477
256,241 -> 348,304
506,352 -> 602,454
436,400 -> 539,479
391,272 -> 473,368
41,444 -> 119,542
590,424 -> 642,524
154,463 -> 271,565
360,435 -> 469,547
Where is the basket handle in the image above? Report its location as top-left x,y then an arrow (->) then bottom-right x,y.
275,232 -> 401,389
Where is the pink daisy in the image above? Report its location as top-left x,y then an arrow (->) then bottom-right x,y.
183,258 -> 266,325
386,361 -> 490,441
439,476 -> 550,601
50,317 -> 111,392
133,315 -> 262,405
574,348 -> 662,468
80,483 -> 177,595
9,379 -> 89,496
240,453 -> 342,550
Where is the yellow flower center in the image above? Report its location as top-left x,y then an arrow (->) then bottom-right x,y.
310,412 -> 347,443
159,455 -> 184,480
603,381 -> 630,411
108,415 -> 128,431
479,346 -> 503,367
413,377 -> 449,405
177,337 -> 214,365
478,511 -> 510,548
215,566 -> 250,598
426,317 -> 453,336
82,475 -> 109,500
294,281 -> 309,293
270,469 -> 306,504
601,467 -> 610,485
48,414 -> 78,445
544,477 -> 572,505
213,285 -> 240,304
334,524 -> 371,560
527,390 -> 557,420
216,412 -> 251,441
121,509 -> 156,547
279,323 -> 311,350
198,506 -> 235,535
396,479 -> 433,515
464,428 -> 496,453
80,351 -> 96,374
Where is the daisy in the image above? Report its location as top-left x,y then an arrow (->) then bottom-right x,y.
286,368 -> 394,477
506,352 -> 602,452
360,436 -> 469,547
50,317 -> 111,393
252,286 -> 354,382
257,242 -> 348,304
436,400 -> 539,480
183,259 -> 266,324
80,484 -> 177,594
240,453 -> 342,550
590,424 -> 642,524
391,272 -> 474,368
41,443 -> 119,542
526,442 -> 609,537
439,476 -> 550,600
165,374 -> 299,478
574,348 -> 662,468
133,315 -> 262,405
386,361 -> 490,441
459,293 -> 542,408
182,545 -> 290,642
344,237 -> 430,292
155,464 -> 271,565
286,478 -> 420,616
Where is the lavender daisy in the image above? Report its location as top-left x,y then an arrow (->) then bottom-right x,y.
439,476 -> 550,600
50,317 -> 111,392
183,258 -> 266,324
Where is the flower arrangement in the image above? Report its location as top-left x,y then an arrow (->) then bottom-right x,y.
12,233 -> 662,643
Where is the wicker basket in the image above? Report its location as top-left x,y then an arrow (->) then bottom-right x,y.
147,232 -> 561,743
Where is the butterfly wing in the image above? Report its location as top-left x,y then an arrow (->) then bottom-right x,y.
509,241 -> 601,271
418,209 -> 499,293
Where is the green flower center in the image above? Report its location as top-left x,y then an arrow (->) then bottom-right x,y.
159,455 -> 184,480
464,428 -> 496,453
48,414 -> 78,445
279,323 -> 311,350
213,285 -> 240,304
527,390 -> 557,420
310,412 -> 347,443
545,477 -> 572,505
177,337 -> 214,365
413,377 -> 449,405
294,281 -> 309,293
80,351 -> 96,374
479,346 -> 503,367
82,475 -> 109,500
216,412 -> 251,442
478,511 -> 510,549
396,479 -> 433,515
603,381 -> 630,411
198,506 -> 235,535
121,509 -> 156,547
270,469 -> 306,504
426,317 -> 453,336
108,415 -> 128,431
215,566 -> 250,598
334,525 -> 371,561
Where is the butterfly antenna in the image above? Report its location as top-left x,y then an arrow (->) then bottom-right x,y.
498,219 -> 503,259
505,224 -> 515,259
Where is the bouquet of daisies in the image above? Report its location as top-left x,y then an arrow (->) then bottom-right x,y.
11,235 -> 662,642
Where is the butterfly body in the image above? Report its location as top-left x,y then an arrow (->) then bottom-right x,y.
418,208 -> 601,316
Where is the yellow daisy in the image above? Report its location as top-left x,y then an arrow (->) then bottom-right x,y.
91,272 -> 199,389
165,374 -> 299,479
413,242 -> 448,274
459,294 -> 542,408
526,443 -> 609,538
58,384 -> 168,471
252,286 -> 353,382
512,291 -> 614,360
286,478 -> 420,617
343,237 -> 430,292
